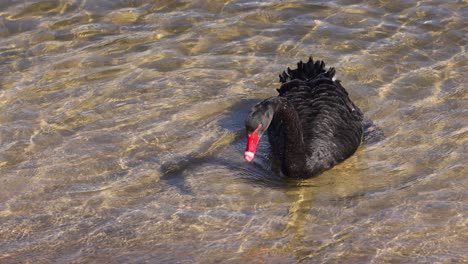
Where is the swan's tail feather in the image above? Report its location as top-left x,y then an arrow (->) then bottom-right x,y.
279,57 -> 335,84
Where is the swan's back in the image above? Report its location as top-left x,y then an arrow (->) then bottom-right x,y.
269,58 -> 364,171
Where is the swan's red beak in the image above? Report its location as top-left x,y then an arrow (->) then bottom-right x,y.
245,124 -> 262,162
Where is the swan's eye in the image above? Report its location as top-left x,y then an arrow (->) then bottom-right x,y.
246,123 -> 262,134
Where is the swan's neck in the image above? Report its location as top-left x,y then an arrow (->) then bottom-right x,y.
272,98 -> 309,177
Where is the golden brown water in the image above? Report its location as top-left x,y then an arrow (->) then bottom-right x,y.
0,0 -> 467,263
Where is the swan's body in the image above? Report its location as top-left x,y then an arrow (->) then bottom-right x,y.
245,58 -> 364,178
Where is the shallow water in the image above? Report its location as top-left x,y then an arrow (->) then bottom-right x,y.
0,0 -> 467,263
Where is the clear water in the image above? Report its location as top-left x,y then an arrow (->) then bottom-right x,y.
0,0 -> 466,263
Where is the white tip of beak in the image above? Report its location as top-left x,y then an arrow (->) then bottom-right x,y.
244,151 -> 255,162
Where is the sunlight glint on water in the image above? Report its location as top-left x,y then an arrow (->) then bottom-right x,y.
0,0 -> 466,263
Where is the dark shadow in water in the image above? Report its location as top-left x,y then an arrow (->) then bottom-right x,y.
363,117 -> 385,144
158,99 -> 258,193
159,158 -> 199,195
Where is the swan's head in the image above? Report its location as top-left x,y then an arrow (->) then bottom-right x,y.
244,101 -> 274,162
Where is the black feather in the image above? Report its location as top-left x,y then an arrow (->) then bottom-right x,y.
279,57 -> 336,84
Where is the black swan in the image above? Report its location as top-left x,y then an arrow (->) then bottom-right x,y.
244,57 -> 364,178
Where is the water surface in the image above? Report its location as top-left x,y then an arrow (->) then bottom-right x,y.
0,0 -> 467,263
